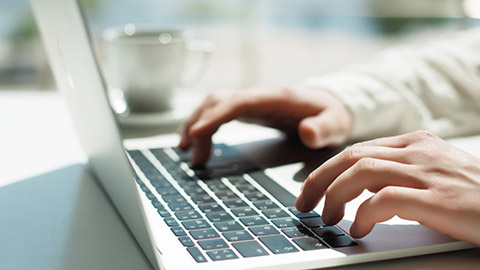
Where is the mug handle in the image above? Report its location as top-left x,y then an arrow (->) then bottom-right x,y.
181,40 -> 215,87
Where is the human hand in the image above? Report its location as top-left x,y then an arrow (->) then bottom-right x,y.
296,130 -> 480,245
178,85 -> 352,166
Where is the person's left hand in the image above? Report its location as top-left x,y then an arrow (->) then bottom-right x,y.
295,130 -> 480,246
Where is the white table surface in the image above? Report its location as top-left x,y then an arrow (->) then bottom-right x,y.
1,90 -> 480,270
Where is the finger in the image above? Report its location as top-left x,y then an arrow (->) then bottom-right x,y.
349,186 -> 431,238
296,145 -> 407,212
191,134 -> 213,167
322,158 -> 425,225
189,98 -> 245,166
189,98 -> 246,137
352,136 -> 409,149
189,89 -> 308,136
298,111 -> 343,149
353,131 -> 437,149
178,125 -> 192,150
179,107 -> 206,149
178,95 -> 221,150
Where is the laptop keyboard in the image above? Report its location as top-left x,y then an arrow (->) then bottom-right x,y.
127,144 -> 356,263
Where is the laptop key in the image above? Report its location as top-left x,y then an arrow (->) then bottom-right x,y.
168,202 -> 194,212
155,187 -> 179,196
198,238 -> 229,250
182,219 -> 211,230
190,194 -> 216,204
157,209 -> 171,218
234,183 -> 258,193
233,241 -> 269,258
227,175 -> 247,185
170,171 -> 191,181
206,212 -> 234,222
151,200 -> 163,209
186,247 -> 207,263
145,192 -> 158,202
322,235 -> 358,248
164,217 -> 179,227
223,230 -> 254,242
198,203 -> 224,213
203,178 -> 226,188
175,210 -> 202,221
271,217 -> 302,228
259,235 -> 299,254
171,226 -> 187,236
209,184 -> 231,193
182,185 -> 205,193
150,180 -> 172,190
262,209 -> 289,219
289,207 -> 320,219
248,171 -> 296,207
244,192 -> 269,202
214,190 -> 239,201
301,217 -> 325,228
249,225 -> 280,236
206,249 -> 238,261
223,199 -> 248,208
183,187 -> 208,197
162,194 -> 188,204
213,221 -> 243,232
177,181 -> 200,188
282,226 -> 314,238
293,237 -> 327,251
231,207 -> 258,217
311,226 -> 345,237
190,228 -> 220,240
150,148 -> 174,162
239,216 -> 269,227
253,200 -> 279,210
178,236 -> 195,247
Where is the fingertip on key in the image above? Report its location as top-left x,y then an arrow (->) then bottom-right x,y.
295,194 -> 306,212
349,222 -> 361,238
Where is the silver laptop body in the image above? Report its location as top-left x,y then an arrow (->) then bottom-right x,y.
30,0 -> 474,269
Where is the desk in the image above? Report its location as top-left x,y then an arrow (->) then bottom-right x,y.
1,90 -> 480,270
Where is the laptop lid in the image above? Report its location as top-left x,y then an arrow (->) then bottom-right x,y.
30,0 -> 160,268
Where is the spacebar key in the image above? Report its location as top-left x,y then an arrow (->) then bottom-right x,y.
248,171 -> 296,207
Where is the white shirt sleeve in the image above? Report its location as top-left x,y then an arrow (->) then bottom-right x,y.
301,27 -> 480,141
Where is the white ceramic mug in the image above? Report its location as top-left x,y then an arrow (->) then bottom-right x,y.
102,24 -> 213,114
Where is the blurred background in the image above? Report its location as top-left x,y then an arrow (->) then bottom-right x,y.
1,0 -> 480,92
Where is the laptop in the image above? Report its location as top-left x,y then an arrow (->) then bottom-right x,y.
30,0 -> 474,269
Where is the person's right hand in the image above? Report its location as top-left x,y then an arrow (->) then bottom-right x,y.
178,85 -> 353,166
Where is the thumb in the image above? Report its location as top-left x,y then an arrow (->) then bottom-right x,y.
298,112 -> 340,149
